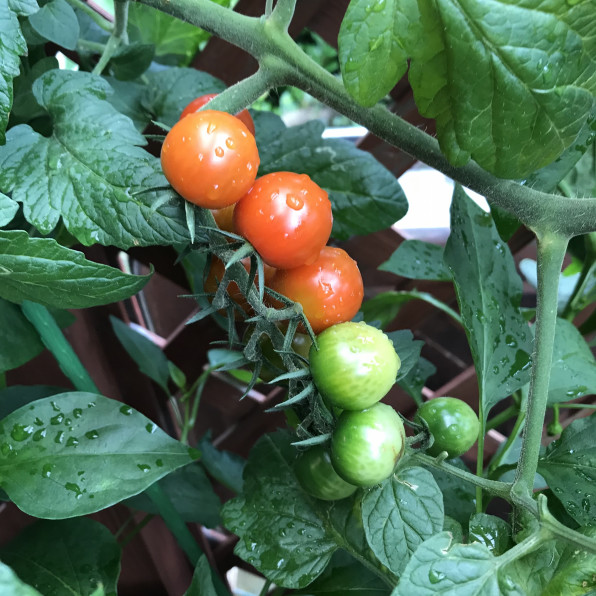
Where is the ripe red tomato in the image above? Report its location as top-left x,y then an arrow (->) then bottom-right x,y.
268,246 -> 363,334
180,93 -> 255,136
161,110 -> 259,209
233,172 -> 333,269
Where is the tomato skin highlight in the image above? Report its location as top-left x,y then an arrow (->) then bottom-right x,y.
233,172 -> 333,269
309,322 -> 400,410
331,403 -> 405,487
416,397 -> 480,458
268,246 -> 363,334
160,110 -> 259,209
180,93 -> 256,136
211,204 -> 236,234
294,444 -> 357,501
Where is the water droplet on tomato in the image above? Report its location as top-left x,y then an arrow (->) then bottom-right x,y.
286,194 -> 304,210
207,122 -> 216,134
226,137 -> 235,149
215,146 -> 224,158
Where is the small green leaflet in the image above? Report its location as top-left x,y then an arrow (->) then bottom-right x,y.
28,0 -> 79,51
0,0 -> 38,144
0,70 -> 193,249
444,187 -> 532,419
0,230 -> 150,308
0,392 -> 197,519
0,518 -> 120,596
379,240 -> 451,282
362,467 -> 444,575
0,192 -> 17,226
538,414 -> 596,527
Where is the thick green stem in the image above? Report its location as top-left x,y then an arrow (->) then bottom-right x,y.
269,0 -> 296,29
21,301 -> 99,394
92,0 -> 129,75
412,452 -> 512,501
512,234 -> 568,503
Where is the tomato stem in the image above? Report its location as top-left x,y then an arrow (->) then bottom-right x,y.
92,0 -> 129,75
511,233 -> 568,504
65,0 -> 114,32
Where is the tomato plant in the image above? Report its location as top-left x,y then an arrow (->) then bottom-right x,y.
330,403 -> 406,487
233,171 -> 333,269
309,321 -> 400,410
1,0 -> 596,594
268,246 -> 364,333
416,397 -> 480,459
161,110 -> 259,208
294,444 -> 357,501
180,93 -> 256,135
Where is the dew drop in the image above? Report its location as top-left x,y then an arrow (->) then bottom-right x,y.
119,405 -> 133,416
215,146 -> 224,158
11,424 -> 34,442
85,430 -> 99,440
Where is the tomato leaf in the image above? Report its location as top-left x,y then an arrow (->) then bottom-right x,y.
386,329 -> 423,382
361,466 -> 444,576
0,561 -> 43,596
444,187 -> 532,419
0,518 -> 120,595
109,42 -> 155,81
222,431 -> 386,589
468,514 -> 512,556
392,532 -> 523,595
538,414 -> 596,527
397,357 -> 436,407
104,77 -> 148,132
28,0 -> 79,51
0,0 -> 38,143
337,0 -> 412,107
197,434 -> 245,494
110,316 -> 171,393
125,463 -> 222,527
0,192 -> 17,226
0,230 -> 150,308
391,0 -> 595,178
379,240 -> 451,282
256,116 -> 408,241
0,392 -> 197,519
547,318 -> 596,404
143,67 -> 226,127
0,70 -> 193,249
0,385 -> 67,420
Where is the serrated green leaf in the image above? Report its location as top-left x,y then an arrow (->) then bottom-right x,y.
0,0 -> 37,144
0,192 -> 17,226
548,318 -> 596,404
222,431 -> 384,589
0,561 -> 43,596
28,0 -> 79,50
338,0 -> 412,107
392,532 -> 507,595
362,467 -> 444,576
258,118 -> 408,240
104,76 -> 148,131
444,187 -> 532,418
0,70 -> 193,249
143,67 -> 226,127
538,414 -> 596,527
424,458 -> 477,528
0,392 -> 196,519
0,230 -> 150,308
468,513 -> 512,556
404,0 -> 596,178
125,463 -> 221,527
0,518 -> 120,596
379,240 -> 451,282
197,434 -> 245,494
110,316 -> 171,392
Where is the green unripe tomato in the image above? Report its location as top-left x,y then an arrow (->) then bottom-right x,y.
309,322 -> 401,411
294,444 -> 357,501
416,397 -> 480,459
331,403 -> 406,487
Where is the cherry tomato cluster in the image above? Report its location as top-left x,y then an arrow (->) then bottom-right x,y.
160,95 -> 364,335
160,96 -> 480,500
